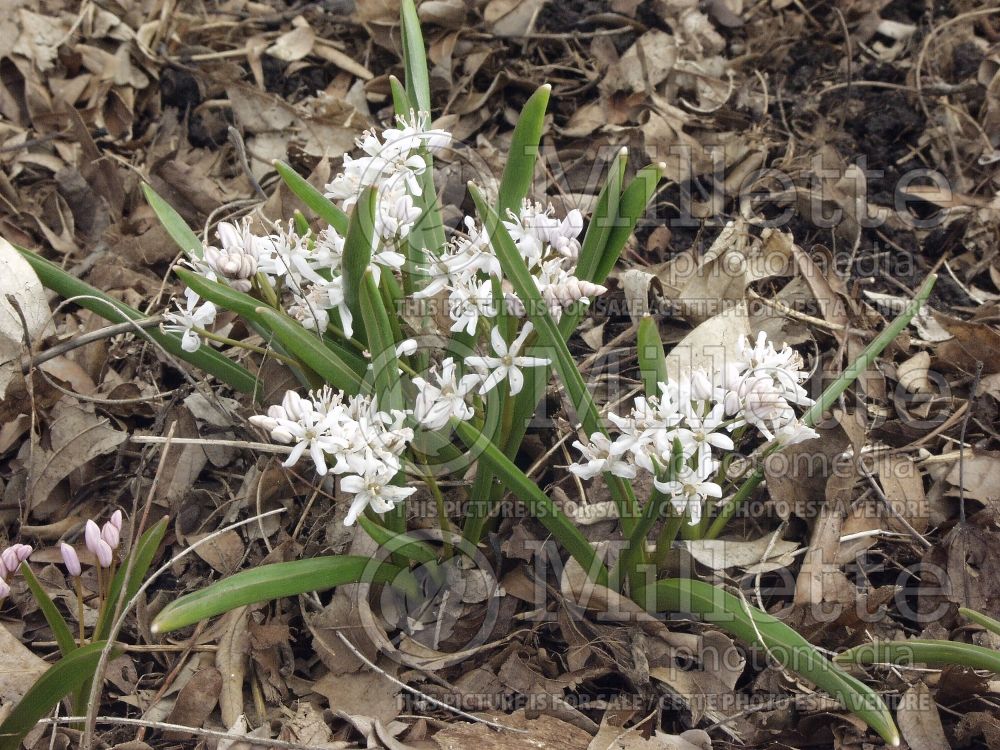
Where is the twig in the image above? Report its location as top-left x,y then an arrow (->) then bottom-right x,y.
227,126 -> 267,200
21,317 -> 164,374
959,361 -> 983,524
334,631 -> 527,733
857,461 -> 932,549
42,716 -> 335,750
130,435 -> 292,454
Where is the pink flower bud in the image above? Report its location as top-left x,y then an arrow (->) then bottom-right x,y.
0,548 -> 17,576
109,510 -> 123,532
0,578 -> 9,600
60,543 -> 82,577
84,520 -> 102,556
14,544 -> 33,564
0,558 -> 8,581
101,521 -> 119,550
93,539 -> 113,569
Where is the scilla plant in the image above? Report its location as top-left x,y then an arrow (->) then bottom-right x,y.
0,517 -> 167,750
14,2 -> 939,744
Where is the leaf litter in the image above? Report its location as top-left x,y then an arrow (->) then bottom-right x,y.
1,0 -> 1000,748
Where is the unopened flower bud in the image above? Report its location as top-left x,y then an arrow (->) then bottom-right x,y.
93,539 -> 113,568
0,547 -> 18,576
60,543 -> 82,577
109,510 -> 123,532
84,520 -> 102,556
101,521 -> 120,550
0,578 -> 9,600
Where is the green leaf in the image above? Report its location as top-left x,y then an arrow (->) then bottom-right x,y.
0,641 -> 117,750
358,515 -> 438,565
17,247 -> 260,397
453,419 -> 608,587
835,639 -> 1000,674
497,84 -> 551,216
142,183 -> 203,260
574,147 -> 627,286
175,268 -> 268,323
468,185 -> 640,547
638,579 -> 899,747
19,564 -> 77,658
594,162 -> 664,283
705,273 -> 938,539
341,186 -> 378,340
388,75 -> 410,117
359,269 -> 402,411
151,556 -> 415,633
399,0 -> 430,112
960,607 -> 1000,637
273,160 -> 349,235
254,307 -> 364,394
637,314 -> 668,398
94,517 -> 169,641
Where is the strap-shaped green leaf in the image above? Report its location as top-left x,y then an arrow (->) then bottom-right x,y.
358,515 -> 438,565
17,247 -> 260,397
273,160 -> 349,235
0,641 -> 118,750
574,146 -> 627,287
497,84 -> 551,217
836,639 -> 1000,674
453,419 -> 608,587
175,268 -> 267,322
95,516 -> 168,642
150,555 -> 415,633
594,162 -> 664,284
389,75 -> 410,117
399,0 -> 430,113
359,269 -> 402,411
960,607 -> 1000,637
637,314 -> 668,398
638,578 -> 899,747
142,183 -> 203,260
341,186 -> 378,341
467,186 -> 640,545
19,563 -> 77,657
254,307 -> 364,394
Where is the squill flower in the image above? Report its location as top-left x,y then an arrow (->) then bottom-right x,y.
60,543 -> 82,577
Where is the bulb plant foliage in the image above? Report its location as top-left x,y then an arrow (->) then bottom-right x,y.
11,2 -> 944,745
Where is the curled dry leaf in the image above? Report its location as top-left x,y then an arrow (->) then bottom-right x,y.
0,236 -> 53,398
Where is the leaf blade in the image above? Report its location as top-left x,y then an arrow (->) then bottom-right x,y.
150,556 -> 413,633
638,578 -> 899,746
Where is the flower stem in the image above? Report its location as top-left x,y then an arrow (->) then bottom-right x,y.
193,327 -> 299,367
74,577 -> 86,646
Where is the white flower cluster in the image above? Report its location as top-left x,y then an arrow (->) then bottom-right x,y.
570,332 -> 818,525
249,388 -> 416,525
414,200 -> 608,335
163,111 -> 452,351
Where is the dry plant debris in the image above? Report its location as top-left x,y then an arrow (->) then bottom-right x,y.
1,0 -> 1000,748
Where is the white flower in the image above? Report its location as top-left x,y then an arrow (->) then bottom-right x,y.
448,276 -> 496,335
569,433 -> 636,480
774,420 -> 820,446
249,391 -> 342,476
654,465 -> 722,526
678,403 -> 734,473
737,331 -> 811,406
162,290 -> 217,352
341,466 -> 417,526
466,322 -> 550,396
412,357 -> 480,430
